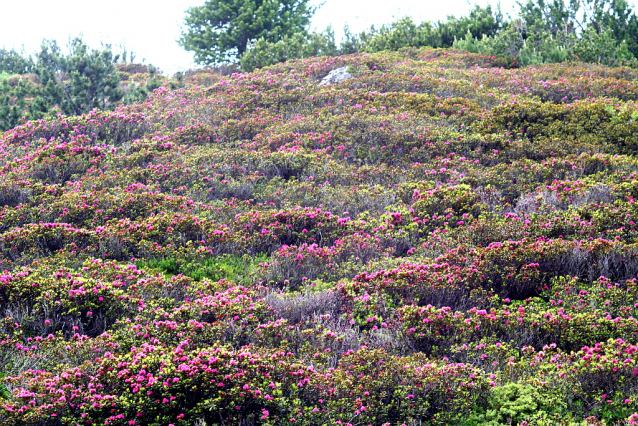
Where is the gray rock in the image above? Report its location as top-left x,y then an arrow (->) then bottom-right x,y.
319,67 -> 352,85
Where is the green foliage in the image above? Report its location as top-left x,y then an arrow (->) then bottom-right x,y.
180,0 -> 319,65
0,74 -> 50,131
0,47 -> 33,74
592,0 -> 638,57
241,5 -> 503,71
454,0 -> 638,68
241,26 -> 339,72
137,253 -> 267,283
34,37 -> 123,116
119,64 -> 165,105
517,0 -> 638,57
0,39 -> 173,132
359,4 -> 503,52
572,27 -> 637,67
484,383 -> 546,425
453,19 -> 570,66
237,0 -> 638,71
0,373 -> 8,400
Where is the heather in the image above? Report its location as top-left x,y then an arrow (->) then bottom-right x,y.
4,47 -> 638,425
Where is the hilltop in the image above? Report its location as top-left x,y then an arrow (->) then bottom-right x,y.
2,47 -> 638,425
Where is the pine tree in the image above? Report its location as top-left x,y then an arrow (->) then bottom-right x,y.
35,37 -> 123,116
179,0 -> 320,65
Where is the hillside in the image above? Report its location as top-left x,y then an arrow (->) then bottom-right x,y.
0,62 -> 207,132
3,47 -> 638,425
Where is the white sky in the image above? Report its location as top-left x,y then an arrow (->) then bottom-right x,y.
0,0 -> 630,75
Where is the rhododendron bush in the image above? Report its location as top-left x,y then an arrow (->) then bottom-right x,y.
5,47 -> 638,424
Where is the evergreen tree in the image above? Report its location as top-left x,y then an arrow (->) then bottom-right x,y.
239,4 -> 503,71
180,0 -> 320,65
0,47 -> 33,75
35,37 -> 123,116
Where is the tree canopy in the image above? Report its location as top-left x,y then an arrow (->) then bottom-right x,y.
35,38 -> 123,116
179,0 -> 320,65
0,37 -> 154,131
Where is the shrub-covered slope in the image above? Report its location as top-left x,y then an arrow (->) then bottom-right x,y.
3,48 -> 638,425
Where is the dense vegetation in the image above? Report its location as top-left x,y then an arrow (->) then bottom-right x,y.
0,39 -> 181,132
235,0 -> 638,71
6,0 -> 638,135
180,0 -> 318,64
3,45 -> 638,424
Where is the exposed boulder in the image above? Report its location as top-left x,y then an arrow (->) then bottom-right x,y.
319,67 -> 352,85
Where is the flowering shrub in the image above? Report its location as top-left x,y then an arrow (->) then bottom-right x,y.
4,47 -> 638,424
